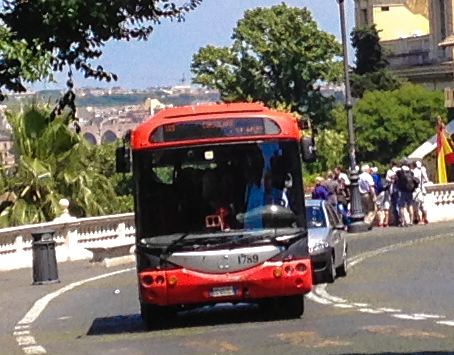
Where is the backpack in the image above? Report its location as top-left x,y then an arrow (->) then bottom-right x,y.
398,170 -> 418,193
375,175 -> 385,194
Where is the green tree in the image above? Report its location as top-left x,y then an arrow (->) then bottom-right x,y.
0,0 -> 202,99
191,4 -> 343,128
89,142 -> 133,213
0,105 -> 118,226
350,25 -> 403,98
335,84 -> 447,166
307,128 -> 347,174
0,26 -> 53,101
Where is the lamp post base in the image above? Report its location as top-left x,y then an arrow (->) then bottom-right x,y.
347,169 -> 369,234
347,220 -> 369,233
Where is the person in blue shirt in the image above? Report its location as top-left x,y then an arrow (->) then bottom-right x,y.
311,177 -> 329,200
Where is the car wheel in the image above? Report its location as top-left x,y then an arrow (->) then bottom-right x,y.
141,303 -> 176,330
324,254 -> 336,283
336,244 -> 348,278
276,295 -> 305,319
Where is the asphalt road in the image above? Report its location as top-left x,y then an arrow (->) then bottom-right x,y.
4,221 -> 454,355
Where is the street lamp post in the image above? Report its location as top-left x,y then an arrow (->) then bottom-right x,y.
337,0 -> 368,233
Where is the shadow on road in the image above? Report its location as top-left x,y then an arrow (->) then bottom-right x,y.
87,303 -> 287,336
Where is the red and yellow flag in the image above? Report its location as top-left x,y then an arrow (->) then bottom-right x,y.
437,121 -> 454,183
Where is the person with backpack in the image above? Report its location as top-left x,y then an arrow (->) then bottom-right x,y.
395,158 -> 418,227
411,160 -> 429,224
372,167 -> 390,227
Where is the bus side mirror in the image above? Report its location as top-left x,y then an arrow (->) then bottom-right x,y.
301,136 -> 317,163
116,146 -> 131,173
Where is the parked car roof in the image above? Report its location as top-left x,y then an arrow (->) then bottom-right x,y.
306,199 -> 324,207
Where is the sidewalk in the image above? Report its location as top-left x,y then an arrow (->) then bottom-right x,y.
0,259 -> 135,351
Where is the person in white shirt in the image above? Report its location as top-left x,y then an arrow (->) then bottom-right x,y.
411,160 -> 429,224
358,164 -> 376,216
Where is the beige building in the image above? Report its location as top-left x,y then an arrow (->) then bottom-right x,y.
354,0 -> 454,90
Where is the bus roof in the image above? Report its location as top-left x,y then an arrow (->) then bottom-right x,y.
131,102 -> 301,150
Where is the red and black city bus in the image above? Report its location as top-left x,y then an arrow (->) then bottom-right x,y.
116,102 -> 316,328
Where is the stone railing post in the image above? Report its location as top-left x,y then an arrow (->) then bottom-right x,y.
116,222 -> 126,243
15,235 -> 25,256
64,227 -> 79,261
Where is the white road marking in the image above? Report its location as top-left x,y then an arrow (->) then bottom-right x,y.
315,284 -> 347,303
13,331 -> 30,336
308,232 -> 454,329
392,314 -> 427,320
14,267 -> 135,354
17,336 -> 36,346
358,308 -> 384,314
412,313 -> 445,319
306,291 -> 332,305
57,316 -> 72,320
15,325 -> 30,330
22,346 -> 46,355
376,308 -> 402,313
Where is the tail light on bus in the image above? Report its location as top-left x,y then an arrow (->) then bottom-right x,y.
295,263 -> 307,273
141,275 -> 153,286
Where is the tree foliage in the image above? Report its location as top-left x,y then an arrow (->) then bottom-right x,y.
0,26 -> 53,101
191,4 -> 343,128
350,25 -> 403,98
306,128 -> 347,174
0,105 -> 128,226
335,84 -> 447,166
0,0 -> 202,98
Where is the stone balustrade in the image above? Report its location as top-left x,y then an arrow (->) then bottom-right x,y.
0,183 -> 453,270
0,213 -> 134,271
425,182 -> 454,223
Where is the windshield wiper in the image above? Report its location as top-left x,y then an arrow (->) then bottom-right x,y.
159,233 -> 189,263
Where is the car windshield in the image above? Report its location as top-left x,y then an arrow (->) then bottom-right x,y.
306,205 -> 326,228
134,141 -> 306,242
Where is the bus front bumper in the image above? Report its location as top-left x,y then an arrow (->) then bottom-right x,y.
138,259 -> 312,306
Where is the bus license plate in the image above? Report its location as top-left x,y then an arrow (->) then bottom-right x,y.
210,286 -> 236,297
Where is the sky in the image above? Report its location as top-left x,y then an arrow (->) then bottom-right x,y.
32,0 -> 356,91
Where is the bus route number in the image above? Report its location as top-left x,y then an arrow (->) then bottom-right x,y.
237,254 -> 259,264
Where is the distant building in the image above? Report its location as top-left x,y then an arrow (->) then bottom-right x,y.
354,0 -> 454,90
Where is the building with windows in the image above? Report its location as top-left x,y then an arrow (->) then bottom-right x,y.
354,0 -> 454,89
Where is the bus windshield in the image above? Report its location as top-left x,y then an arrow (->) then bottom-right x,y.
134,141 -> 306,242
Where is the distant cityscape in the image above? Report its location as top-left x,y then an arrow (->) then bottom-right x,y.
0,83 -> 345,166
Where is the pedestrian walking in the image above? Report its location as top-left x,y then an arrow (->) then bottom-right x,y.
411,161 -> 429,224
311,177 -> 329,200
324,171 -> 339,207
386,160 -> 400,226
395,158 -> 418,227
372,167 -> 390,227
358,164 -> 376,225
